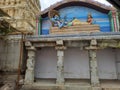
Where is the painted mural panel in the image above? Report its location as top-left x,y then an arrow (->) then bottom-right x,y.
59,6 -> 110,32
41,17 -> 51,35
41,6 -> 111,35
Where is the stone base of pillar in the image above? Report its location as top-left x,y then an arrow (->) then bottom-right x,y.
92,87 -> 101,90
56,80 -> 65,85
91,83 -> 100,87
25,70 -> 34,84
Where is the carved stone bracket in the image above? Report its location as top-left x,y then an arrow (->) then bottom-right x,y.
85,39 -> 99,50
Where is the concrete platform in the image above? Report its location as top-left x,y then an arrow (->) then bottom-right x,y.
21,80 -> 120,90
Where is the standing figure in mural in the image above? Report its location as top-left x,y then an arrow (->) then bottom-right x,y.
87,14 -> 93,24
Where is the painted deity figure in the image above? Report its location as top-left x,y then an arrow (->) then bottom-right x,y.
87,14 -> 93,24
50,11 -> 94,28
51,14 -> 60,27
51,14 -> 67,29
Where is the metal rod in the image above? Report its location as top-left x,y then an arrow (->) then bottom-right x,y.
16,33 -> 24,90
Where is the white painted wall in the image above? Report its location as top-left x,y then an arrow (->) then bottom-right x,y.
35,47 -> 119,80
35,47 -> 57,78
116,49 -> 120,79
35,47 -> 90,79
64,48 -> 90,79
97,48 -> 117,79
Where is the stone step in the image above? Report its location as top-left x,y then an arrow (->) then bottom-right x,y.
21,84 -> 120,90
22,84 -> 91,90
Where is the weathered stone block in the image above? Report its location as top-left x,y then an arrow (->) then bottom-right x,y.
57,50 -> 64,57
91,40 -> 97,46
25,41 -> 32,47
92,87 -> 101,90
56,40 -> 64,45
25,70 -> 34,84
0,82 -> 16,90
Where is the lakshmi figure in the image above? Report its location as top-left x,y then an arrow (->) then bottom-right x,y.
87,14 -> 93,24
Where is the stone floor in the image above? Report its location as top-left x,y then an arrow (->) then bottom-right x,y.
101,80 -> 120,88
0,73 -> 23,90
0,75 -> 120,90
21,79 -> 120,90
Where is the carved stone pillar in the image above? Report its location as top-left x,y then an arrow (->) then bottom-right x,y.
56,49 -> 64,84
89,50 -> 99,86
86,40 -> 100,86
25,42 -> 36,84
55,40 -> 66,84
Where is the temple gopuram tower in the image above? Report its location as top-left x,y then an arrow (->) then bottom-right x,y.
0,0 -> 40,34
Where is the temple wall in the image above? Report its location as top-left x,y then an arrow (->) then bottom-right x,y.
0,0 -> 40,33
97,48 -> 117,79
64,48 -> 90,79
0,36 -> 21,72
35,47 -> 57,78
34,47 -> 119,80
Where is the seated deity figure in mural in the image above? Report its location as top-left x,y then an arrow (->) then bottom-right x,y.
87,14 -> 93,24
